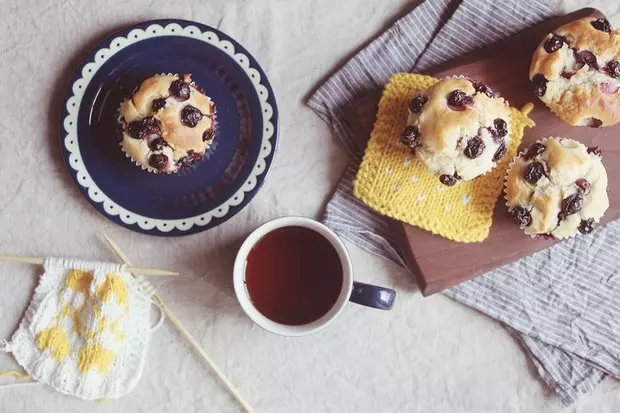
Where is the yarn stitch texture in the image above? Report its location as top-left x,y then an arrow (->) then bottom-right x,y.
8,258 -> 156,400
354,73 -> 535,242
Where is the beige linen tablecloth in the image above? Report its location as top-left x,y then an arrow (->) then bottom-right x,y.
0,0 -> 619,412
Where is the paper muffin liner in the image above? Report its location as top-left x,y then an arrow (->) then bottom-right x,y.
118,73 -> 218,175
407,75 -> 513,185
503,136 -> 607,240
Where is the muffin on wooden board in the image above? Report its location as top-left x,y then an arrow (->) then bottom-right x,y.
529,17 -> 620,127
118,74 -> 216,174
399,77 -> 512,186
505,137 -> 608,239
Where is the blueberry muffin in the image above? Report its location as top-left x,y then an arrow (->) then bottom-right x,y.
529,17 -> 620,127
505,138 -> 608,239
118,74 -> 216,173
399,77 -> 511,186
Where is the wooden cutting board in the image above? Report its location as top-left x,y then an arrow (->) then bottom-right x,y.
398,8 -> 620,296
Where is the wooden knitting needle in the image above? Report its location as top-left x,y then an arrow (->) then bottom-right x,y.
0,255 -> 179,276
102,234 -> 254,413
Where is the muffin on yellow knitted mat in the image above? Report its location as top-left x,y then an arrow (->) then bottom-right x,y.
353,73 -> 535,242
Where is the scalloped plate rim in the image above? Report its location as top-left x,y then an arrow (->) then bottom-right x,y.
59,18 -> 279,236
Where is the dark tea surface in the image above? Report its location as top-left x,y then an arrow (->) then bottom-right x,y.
245,226 -> 344,326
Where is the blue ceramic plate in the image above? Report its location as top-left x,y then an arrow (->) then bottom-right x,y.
60,19 -> 278,236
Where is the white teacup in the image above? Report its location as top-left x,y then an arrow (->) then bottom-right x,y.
233,216 -> 395,336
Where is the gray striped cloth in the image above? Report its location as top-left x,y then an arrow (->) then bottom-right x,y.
307,0 -> 620,405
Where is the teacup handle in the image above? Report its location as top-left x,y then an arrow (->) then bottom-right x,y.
349,281 -> 396,310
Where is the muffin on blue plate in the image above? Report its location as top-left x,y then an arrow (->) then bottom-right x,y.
118,74 -> 216,174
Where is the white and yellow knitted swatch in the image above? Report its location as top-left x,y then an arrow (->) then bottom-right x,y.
3,258 -> 159,400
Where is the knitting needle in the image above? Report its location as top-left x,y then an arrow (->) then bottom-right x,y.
102,234 -> 254,413
0,255 -> 179,276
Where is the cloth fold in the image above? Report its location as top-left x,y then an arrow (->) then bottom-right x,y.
307,0 -> 620,405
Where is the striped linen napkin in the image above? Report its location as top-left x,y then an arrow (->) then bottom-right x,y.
307,0 -> 620,405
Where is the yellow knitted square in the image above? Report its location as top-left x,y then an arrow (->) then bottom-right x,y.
353,73 -> 535,242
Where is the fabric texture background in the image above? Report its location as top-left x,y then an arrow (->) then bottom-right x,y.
0,0 -> 620,412
307,0 -> 620,406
